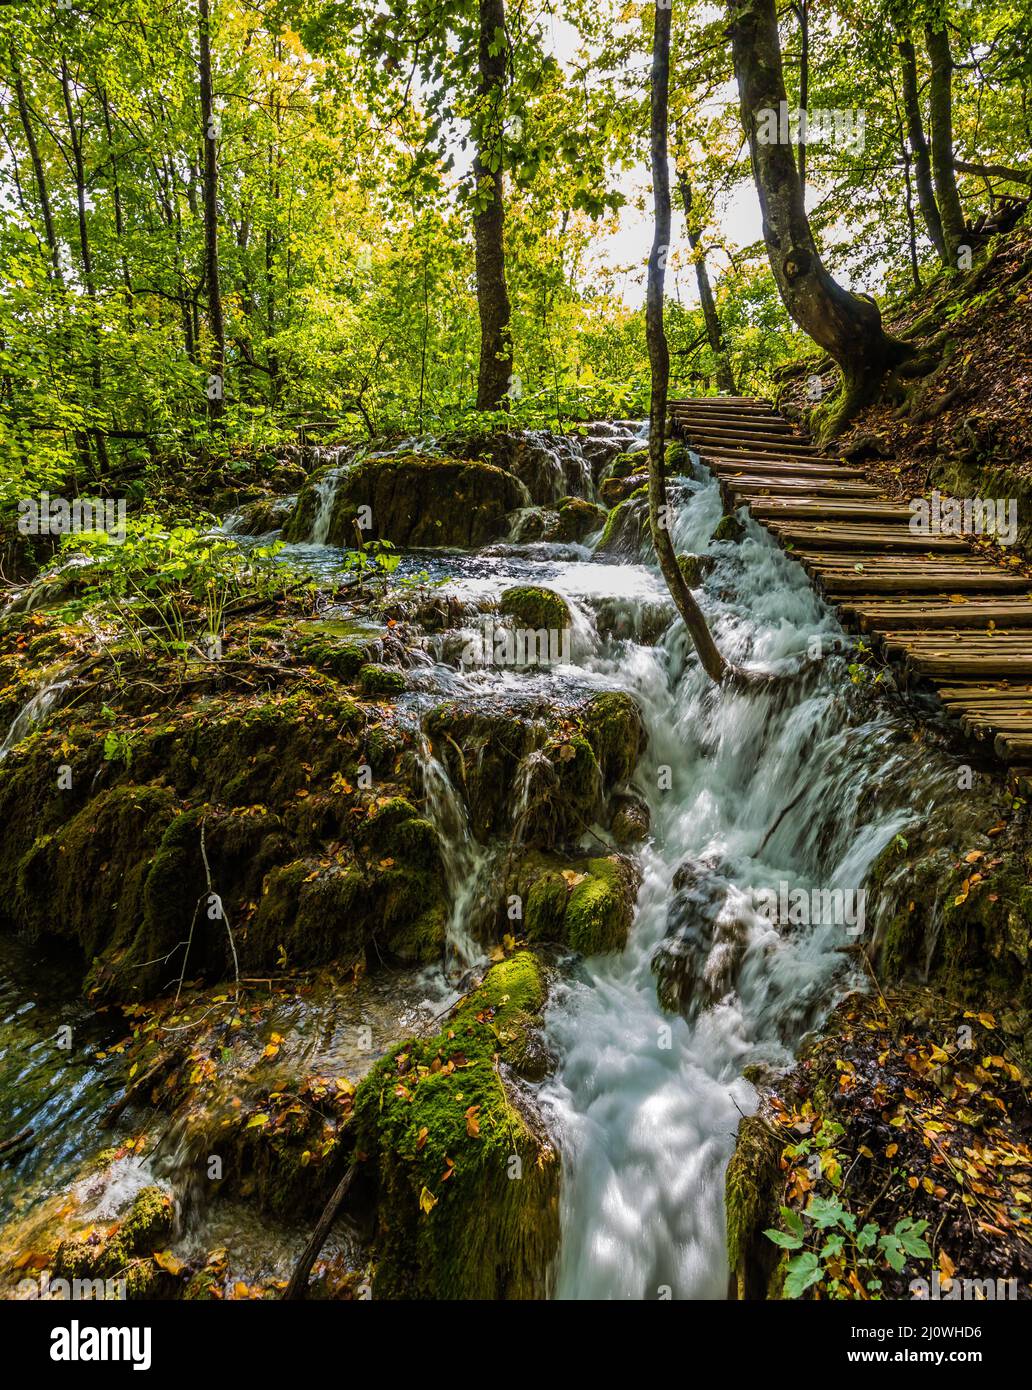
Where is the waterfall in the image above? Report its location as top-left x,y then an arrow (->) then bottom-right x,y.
415,734 -> 492,973
510,454 -> 952,1299
0,681 -> 69,761
309,471 -> 342,546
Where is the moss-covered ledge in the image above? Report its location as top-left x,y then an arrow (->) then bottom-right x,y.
351,951 -> 559,1299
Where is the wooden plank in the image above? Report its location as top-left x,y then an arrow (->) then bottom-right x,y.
765,523 -> 970,552
844,603 -> 1032,629
750,502 -> 915,522
725,480 -> 883,498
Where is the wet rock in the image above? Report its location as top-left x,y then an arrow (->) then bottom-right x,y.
725,1114 -> 782,1301
352,952 -> 559,1299
285,454 -> 528,548
676,552 -> 716,587
609,790 -> 650,845
652,856 -> 750,1017
552,496 -> 607,542
226,496 -> 296,535
712,512 -> 747,543
599,472 -> 648,507
594,496 -> 649,559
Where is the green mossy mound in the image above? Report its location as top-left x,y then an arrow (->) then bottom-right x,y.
0,686 -> 445,998
512,851 -> 639,955
352,952 -> 559,1299
357,662 -> 406,696
552,496 -> 607,542
498,585 -> 570,631
52,1187 -> 180,1299
285,455 -> 527,548
595,496 -> 649,558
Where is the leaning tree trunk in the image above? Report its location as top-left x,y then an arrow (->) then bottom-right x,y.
676,170 -> 737,395
727,0 -> 912,432
924,22 -> 967,269
199,0 -> 226,420
897,34 -> 948,264
648,1 -> 729,686
473,0 -> 514,411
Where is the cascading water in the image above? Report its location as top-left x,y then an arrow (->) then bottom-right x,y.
0,681 -> 69,761
0,427 -> 967,1300
429,451 -> 945,1300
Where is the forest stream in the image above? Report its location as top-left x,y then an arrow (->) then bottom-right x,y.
0,428 -> 979,1300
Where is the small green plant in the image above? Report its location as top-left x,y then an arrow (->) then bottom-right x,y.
766,1197 -> 931,1299
61,516 -> 299,662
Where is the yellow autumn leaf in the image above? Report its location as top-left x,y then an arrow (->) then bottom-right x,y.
419,1185 -> 437,1215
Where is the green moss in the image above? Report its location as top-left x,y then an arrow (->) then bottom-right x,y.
666,440 -> 690,471
565,856 -> 636,955
595,496 -> 649,557
499,585 -> 570,631
352,951 -> 558,1299
725,1114 -> 781,1301
53,1187 -> 178,1299
357,662 -> 406,695
519,851 -> 638,955
577,691 -> 645,785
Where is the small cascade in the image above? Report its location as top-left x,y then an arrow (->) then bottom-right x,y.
415,734 -> 492,973
309,470 -> 344,546
0,680 -> 69,761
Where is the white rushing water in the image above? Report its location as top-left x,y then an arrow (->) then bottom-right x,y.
502,460 -> 925,1300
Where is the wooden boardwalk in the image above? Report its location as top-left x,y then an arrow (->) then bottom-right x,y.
670,396 -> 1032,770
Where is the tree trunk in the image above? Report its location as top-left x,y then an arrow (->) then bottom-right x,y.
60,56 -> 109,472
199,0 -> 226,419
793,0 -> 809,194
727,0 -> 912,432
897,34 -> 947,264
473,0 -> 513,412
924,22 -> 966,268
648,2 -> 729,686
676,170 -> 737,395
11,54 -> 61,281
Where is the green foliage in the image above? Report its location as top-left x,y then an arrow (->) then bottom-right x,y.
60,516 -> 298,660
767,1197 -> 932,1299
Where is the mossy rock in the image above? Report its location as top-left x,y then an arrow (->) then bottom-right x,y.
578,690 -> 646,785
609,791 -> 650,845
552,496 -> 607,542
599,472 -> 648,507
285,455 -> 527,548
352,952 -> 559,1299
516,851 -> 639,955
357,662 -> 406,696
595,496 -> 649,558
52,1187 -> 180,1299
498,585 -> 570,631
725,1114 -> 782,1300
712,512 -> 746,543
